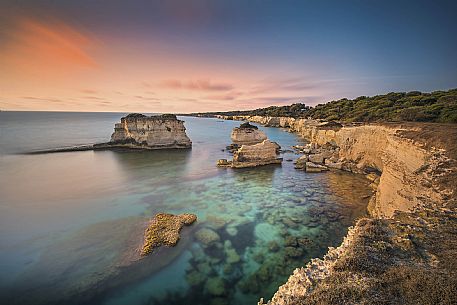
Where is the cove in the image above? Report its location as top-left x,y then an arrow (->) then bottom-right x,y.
0,113 -> 372,305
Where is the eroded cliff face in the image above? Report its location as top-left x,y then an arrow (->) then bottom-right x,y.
219,115 -> 448,218
109,113 -> 192,149
230,115 -> 457,305
296,124 -> 442,218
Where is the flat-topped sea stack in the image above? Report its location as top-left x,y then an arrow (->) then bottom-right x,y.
104,113 -> 192,149
230,122 -> 267,145
218,122 -> 282,168
231,139 -> 282,168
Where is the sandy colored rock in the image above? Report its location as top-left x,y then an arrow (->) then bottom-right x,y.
308,153 -> 325,164
231,140 -> 282,168
141,213 -> 197,256
305,162 -> 329,173
108,113 -> 192,149
230,122 -> 267,145
294,155 -> 308,169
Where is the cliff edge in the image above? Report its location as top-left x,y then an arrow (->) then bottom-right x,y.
217,115 -> 457,305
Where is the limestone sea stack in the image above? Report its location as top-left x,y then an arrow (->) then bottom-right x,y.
230,122 -> 267,145
218,122 -> 282,168
231,140 -> 282,168
106,113 -> 192,149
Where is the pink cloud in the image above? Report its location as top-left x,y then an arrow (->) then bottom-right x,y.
160,79 -> 233,91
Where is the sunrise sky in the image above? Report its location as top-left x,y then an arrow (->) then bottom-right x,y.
1,0 -> 456,113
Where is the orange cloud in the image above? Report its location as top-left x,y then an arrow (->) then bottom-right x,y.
1,17 -> 97,71
160,79 -> 233,91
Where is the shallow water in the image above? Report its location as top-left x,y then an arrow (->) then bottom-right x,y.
0,112 -> 372,305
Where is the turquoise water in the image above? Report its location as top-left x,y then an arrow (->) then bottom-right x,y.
0,112 -> 372,305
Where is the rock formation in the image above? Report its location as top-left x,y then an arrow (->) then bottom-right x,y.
218,122 -> 282,168
141,213 -> 197,256
214,114 -> 457,305
232,140 -> 282,168
230,122 -> 267,145
218,140 -> 282,168
104,113 -> 192,149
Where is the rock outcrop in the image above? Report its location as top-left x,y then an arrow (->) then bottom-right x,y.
219,115 -> 449,218
231,122 -> 267,145
105,113 -> 192,149
218,123 -> 282,168
141,213 -> 197,256
218,139 -> 282,168
231,140 -> 282,168
215,114 -> 457,305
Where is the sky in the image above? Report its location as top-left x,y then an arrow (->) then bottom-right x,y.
1,0 -> 456,113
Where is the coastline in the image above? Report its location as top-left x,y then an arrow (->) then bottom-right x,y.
211,115 -> 457,304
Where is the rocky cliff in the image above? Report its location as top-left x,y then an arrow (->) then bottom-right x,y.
215,115 -> 457,304
218,115 -> 451,218
107,113 -> 192,149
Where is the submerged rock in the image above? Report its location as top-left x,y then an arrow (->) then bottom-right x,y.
205,277 -> 227,296
141,213 -> 197,256
225,226 -> 238,237
186,270 -> 206,286
99,113 -> 192,150
195,228 -> 221,247
284,246 -> 305,258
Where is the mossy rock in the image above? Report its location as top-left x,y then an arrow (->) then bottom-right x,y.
141,213 -> 197,256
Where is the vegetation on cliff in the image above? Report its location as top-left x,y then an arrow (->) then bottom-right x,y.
307,89 -> 457,123
189,88 -> 457,123
187,103 -> 310,119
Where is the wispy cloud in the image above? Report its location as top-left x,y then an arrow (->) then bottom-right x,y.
1,17 -> 97,69
80,89 -> 98,94
203,91 -> 244,100
134,95 -> 160,101
159,79 -> 233,91
248,77 -> 318,95
82,96 -> 105,100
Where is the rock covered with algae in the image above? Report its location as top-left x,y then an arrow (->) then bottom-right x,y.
141,213 -> 197,256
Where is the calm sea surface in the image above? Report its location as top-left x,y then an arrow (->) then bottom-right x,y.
0,112 -> 372,305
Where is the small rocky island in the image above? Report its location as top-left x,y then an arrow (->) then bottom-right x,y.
102,113 -> 192,149
218,122 -> 282,168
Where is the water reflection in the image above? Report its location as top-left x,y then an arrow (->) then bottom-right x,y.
0,114 -> 372,305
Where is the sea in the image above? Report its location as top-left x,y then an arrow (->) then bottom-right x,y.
0,111 -> 372,305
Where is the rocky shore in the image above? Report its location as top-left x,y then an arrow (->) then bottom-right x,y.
215,115 -> 457,304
